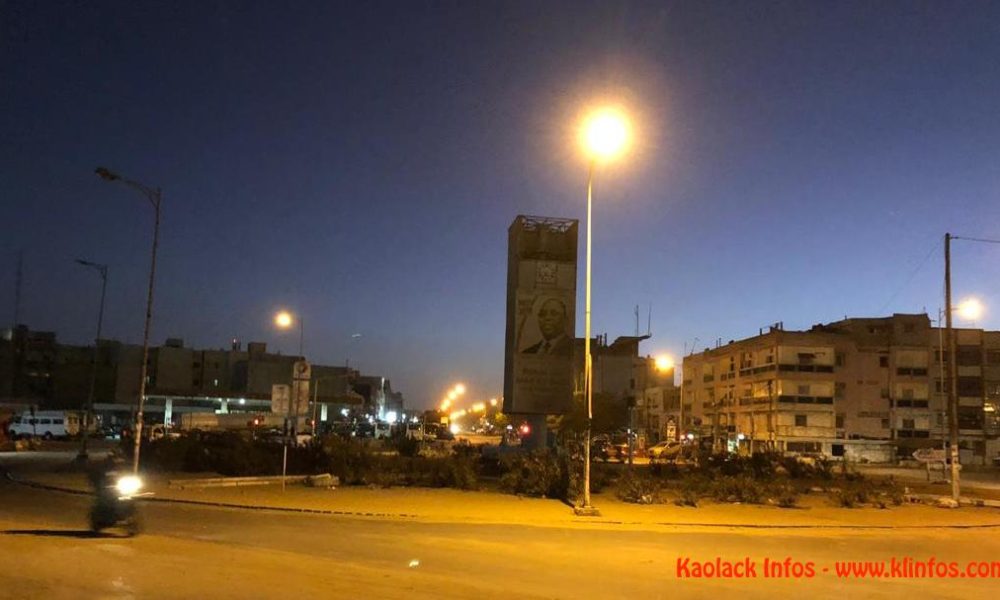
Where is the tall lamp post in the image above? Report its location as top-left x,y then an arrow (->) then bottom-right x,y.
577,108 -> 631,516
95,167 -> 161,475
75,259 -> 108,462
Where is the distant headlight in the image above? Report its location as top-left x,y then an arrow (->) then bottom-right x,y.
115,475 -> 142,496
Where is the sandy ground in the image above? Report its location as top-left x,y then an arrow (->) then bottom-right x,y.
4,452 -> 1000,599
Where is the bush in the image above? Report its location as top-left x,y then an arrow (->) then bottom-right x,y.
616,469 -> 662,504
143,432 -> 292,476
768,482 -> 800,508
390,434 -> 422,458
710,475 -> 766,504
674,474 -> 711,507
835,477 -> 904,509
498,450 -> 578,501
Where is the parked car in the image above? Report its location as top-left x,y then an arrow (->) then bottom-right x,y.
648,441 -> 683,461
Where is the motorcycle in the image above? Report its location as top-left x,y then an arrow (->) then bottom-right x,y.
89,473 -> 146,536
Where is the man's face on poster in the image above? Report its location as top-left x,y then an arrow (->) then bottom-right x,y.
537,299 -> 567,341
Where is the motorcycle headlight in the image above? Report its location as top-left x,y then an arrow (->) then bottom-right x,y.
115,475 -> 142,496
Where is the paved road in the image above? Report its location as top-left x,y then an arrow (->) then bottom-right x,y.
1,466 -> 999,598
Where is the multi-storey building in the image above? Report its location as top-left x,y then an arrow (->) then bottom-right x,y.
568,334 -> 680,441
1,327 -> 397,426
681,314 -> 1000,464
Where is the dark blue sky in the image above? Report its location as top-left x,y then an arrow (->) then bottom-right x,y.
3,1 -> 999,408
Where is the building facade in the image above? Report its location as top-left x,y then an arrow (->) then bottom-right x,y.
681,314 -> 1000,464
1,327 -> 399,425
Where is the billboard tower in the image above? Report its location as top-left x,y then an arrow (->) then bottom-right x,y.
503,216 -> 579,445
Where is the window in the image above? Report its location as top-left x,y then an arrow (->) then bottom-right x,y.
958,377 -> 983,397
798,353 -> 815,366
787,442 -> 820,453
835,353 -> 845,366
956,346 -> 982,367
39,418 -> 51,425
53,418 -> 63,425
794,414 -> 807,427
835,382 -> 846,398
881,419 -> 890,429
879,356 -> 889,368
958,407 -> 983,430
836,415 -> 845,429
987,350 -> 1000,365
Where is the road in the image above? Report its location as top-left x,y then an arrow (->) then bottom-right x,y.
1,467 -> 999,598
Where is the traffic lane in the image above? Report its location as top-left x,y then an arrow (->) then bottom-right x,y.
2,480 -> 998,599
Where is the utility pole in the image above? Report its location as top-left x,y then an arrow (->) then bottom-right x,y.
75,260 -> 108,462
944,233 -> 961,502
12,250 -> 23,330
95,167 -> 161,475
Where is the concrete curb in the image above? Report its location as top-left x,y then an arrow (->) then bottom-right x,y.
7,474 -> 420,520
168,475 -> 310,489
906,492 -> 1000,509
9,471 -> 1000,531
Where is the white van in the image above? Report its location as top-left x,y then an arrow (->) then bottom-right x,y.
7,411 -> 82,440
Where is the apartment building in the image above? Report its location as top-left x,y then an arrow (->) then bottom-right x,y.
681,314 -> 1000,464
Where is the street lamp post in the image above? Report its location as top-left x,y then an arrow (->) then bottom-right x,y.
95,167 -> 161,475
577,108 -> 630,516
75,259 -> 108,462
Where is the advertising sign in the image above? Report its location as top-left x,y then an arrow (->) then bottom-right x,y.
503,216 -> 578,415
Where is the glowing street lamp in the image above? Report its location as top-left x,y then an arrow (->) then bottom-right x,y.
654,355 -> 675,372
577,106 -> 632,516
958,298 -> 984,322
454,383 -> 466,395
274,310 -> 303,355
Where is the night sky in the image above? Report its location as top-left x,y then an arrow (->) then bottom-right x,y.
3,1 -> 999,408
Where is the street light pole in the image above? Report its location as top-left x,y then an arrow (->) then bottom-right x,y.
95,167 -> 161,476
75,259 -> 108,462
582,160 -> 596,512
944,233 -> 961,502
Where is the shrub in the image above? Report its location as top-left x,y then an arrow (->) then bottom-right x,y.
498,450 -> 577,501
674,474 -> 711,507
391,434 -> 422,458
768,482 -> 800,508
616,469 -> 662,504
710,475 -> 766,504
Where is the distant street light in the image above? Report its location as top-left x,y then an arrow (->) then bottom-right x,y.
577,106 -> 631,516
74,259 -> 108,462
274,310 -> 304,356
95,166 -> 161,475
272,309 -> 306,492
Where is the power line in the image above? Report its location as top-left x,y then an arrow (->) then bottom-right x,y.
952,235 -> 1000,245
876,239 -> 939,315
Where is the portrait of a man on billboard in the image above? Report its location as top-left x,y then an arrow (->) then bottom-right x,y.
520,296 -> 573,356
